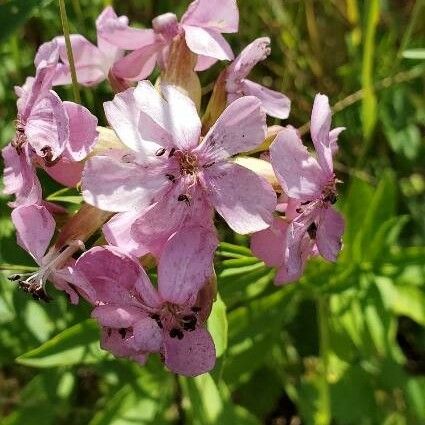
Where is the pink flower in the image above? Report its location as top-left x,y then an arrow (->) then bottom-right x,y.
252,95 -> 345,284
99,0 -> 239,81
50,7 -> 126,86
74,226 -> 218,376
2,47 -> 98,206
9,204 -> 94,303
226,37 -> 291,119
82,82 -> 276,254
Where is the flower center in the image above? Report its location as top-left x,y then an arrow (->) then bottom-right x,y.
12,116 -> 27,154
176,151 -> 199,175
322,178 -> 337,205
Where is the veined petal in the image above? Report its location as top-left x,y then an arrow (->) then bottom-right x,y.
202,162 -> 276,234
251,216 -> 288,268
11,204 -> 55,264
42,156 -> 84,187
82,153 -> 168,212
25,91 -> 69,161
241,79 -> 291,119
197,96 -> 266,162
270,127 -> 327,201
227,37 -> 270,82
111,44 -> 159,81
62,101 -> 98,161
92,305 -> 142,328
194,55 -> 218,71
95,6 -> 125,60
104,87 -> 169,154
158,226 -> 218,305
181,0 -> 239,33
316,207 -> 344,261
311,94 -> 333,174
164,327 -> 216,376
134,81 -> 201,150
183,26 -> 234,61
133,318 -> 163,352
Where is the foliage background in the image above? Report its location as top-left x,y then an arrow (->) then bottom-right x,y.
0,0 -> 424,424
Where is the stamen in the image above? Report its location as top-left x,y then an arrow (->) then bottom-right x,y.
177,194 -> 191,206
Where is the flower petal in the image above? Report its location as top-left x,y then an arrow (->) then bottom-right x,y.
316,207 -> 344,261
164,327 -> 216,376
133,318 -> 163,352
197,96 -> 266,162
270,127 -> 327,201
241,79 -> 291,119
42,156 -> 84,187
227,37 -> 270,82
100,328 -> 144,360
92,305 -> 142,328
11,204 -> 55,264
181,0 -> 239,33
250,216 -> 288,267
25,91 -> 69,161
111,44 -> 159,81
134,81 -> 201,150
194,55 -> 218,71
184,26 -> 234,61
202,162 -> 276,234
158,226 -> 218,305
103,211 -> 150,257
62,101 -> 98,161
82,153 -> 168,212
2,144 -> 41,207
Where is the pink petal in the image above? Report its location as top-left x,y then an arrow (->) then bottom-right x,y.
2,145 -> 41,207
329,127 -> 345,155
241,79 -> 291,119
133,318 -> 163,352
202,162 -> 276,234
310,94 -> 334,174
25,91 -> 69,161
42,156 -> 84,187
270,127 -> 327,201
250,217 -> 288,267
62,101 -> 98,161
54,35 -> 107,86
104,87 -> 170,154
11,204 -> 55,264
181,0 -> 239,33
111,44 -> 159,81
183,26 -> 234,61
164,327 -> 216,376
82,153 -> 168,212
195,55 -> 218,71
197,96 -> 266,162
95,7 -> 125,60
75,246 -> 146,304
316,207 -> 344,261
227,37 -> 271,82
92,305 -> 142,328
158,226 -> 218,305
103,211 -> 150,257
34,40 -> 59,68
100,328 -> 145,360
134,82 -> 201,150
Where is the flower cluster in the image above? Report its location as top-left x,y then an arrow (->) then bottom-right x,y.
2,0 -> 345,376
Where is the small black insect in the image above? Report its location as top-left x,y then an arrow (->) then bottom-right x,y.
178,194 -> 191,206
169,328 -> 184,340
307,222 -> 318,240
155,147 -> 166,156
324,193 -> 337,205
166,173 -> 176,183
168,147 -> 176,157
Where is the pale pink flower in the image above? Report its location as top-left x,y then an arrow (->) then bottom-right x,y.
50,7 -> 126,86
1,47 -> 98,206
226,37 -> 291,119
99,0 -> 238,81
252,95 -> 345,284
9,204 -> 94,303
82,82 -> 276,254
74,226 -> 218,376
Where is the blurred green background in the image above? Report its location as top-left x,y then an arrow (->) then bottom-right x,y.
1,0 -> 425,424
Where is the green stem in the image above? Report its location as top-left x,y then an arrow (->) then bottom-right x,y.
317,295 -> 331,425
59,0 -> 81,103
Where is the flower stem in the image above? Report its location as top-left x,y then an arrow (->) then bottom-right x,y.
0,264 -> 38,272
317,295 -> 331,425
59,0 -> 81,103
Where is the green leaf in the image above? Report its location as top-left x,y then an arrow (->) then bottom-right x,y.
182,373 -> 260,425
16,319 -> 108,367
208,295 -> 228,358
402,49 -> 425,60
